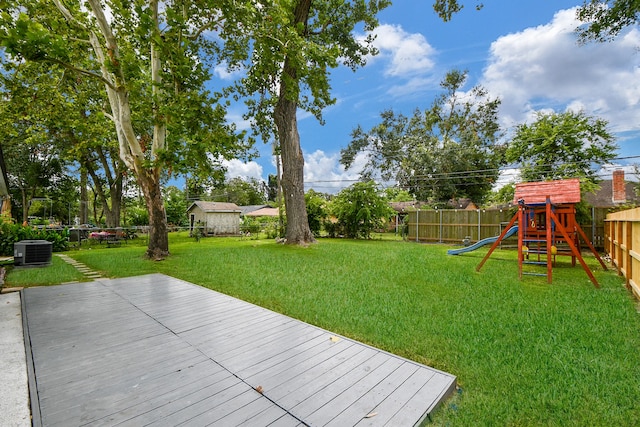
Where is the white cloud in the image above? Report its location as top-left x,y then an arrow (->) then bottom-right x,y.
598,164 -> 639,181
355,24 -> 437,97
494,168 -> 521,190
225,109 -> 252,132
371,24 -> 437,77
223,159 -> 263,182
303,150 -> 366,193
482,8 -> 640,132
213,62 -> 244,80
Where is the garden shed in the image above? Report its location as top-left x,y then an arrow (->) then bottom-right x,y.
186,201 -> 241,236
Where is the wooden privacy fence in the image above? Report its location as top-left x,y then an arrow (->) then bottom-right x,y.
605,207 -> 640,299
407,207 -> 609,249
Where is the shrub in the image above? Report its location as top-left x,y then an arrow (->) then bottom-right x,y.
305,190 -> 328,237
0,223 -> 69,255
331,181 -> 394,239
240,217 -> 261,236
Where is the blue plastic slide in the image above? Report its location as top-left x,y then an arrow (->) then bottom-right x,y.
447,226 -> 519,255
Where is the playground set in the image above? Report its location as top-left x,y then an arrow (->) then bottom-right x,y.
451,178 -> 607,288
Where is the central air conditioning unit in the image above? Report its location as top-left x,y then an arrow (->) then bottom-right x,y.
14,240 -> 53,267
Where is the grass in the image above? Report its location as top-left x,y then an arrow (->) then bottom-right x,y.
4,255 -> 87,287
7,232 -> 640,426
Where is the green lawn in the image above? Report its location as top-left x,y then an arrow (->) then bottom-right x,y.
7,233 -> 640,426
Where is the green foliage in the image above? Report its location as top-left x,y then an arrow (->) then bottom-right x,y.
384,187 -> 414,202
506,110 -> 617,185
262,216 -> 282,239
305,190 -> 328,237
266,174 -> 279,202
240,216 -> 281,239
342,70 -> 504,205
0,223 -> 68,255
331,181 -> 393,239
487,182 -> 516,206
577,0 -> 640,43
0,0 -> 255,256
237,0 -> 392,137
127,205 -> 149,227
240,216 -> 261,236
163,186 -> 188,226
211,177 -> 266,206
229,0 -> 390,244
322,220 -> 340,238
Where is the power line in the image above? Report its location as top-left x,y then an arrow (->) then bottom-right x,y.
304,154 -> 640,186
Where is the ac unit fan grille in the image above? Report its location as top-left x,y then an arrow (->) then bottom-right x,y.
14,240 -> 52,266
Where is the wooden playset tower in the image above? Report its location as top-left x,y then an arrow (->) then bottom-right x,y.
477,178 -> 607,287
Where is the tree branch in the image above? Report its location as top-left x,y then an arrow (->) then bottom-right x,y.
49,58 -> 116,90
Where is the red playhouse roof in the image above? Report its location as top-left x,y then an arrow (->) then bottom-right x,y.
513,178 -> 581,205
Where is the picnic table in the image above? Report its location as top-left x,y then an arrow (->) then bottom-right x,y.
89,231 -> 125,247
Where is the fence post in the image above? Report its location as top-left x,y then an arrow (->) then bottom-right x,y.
477,209 -> 481,241
592,206 -> 596,246
416,210 -> 419,243
439,208 -> 443,243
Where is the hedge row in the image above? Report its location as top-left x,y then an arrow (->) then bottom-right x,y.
0,223 -> 68,256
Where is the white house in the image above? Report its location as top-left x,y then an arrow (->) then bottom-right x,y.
186,201 -> 241,235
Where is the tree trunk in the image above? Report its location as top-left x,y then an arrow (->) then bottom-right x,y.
84,159 -> 123,228
137,168 -> 169,260
21,189 -> 28,225
274,91 -> 315,246
80,167 -> 88,224
272,0 -> 315,246
106,177 -> 122,228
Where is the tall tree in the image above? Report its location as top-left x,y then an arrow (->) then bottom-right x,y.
0,64 -> 74,223
505,110 -> 617,188
1,0 -> 249,259
341,70 -> 504,204
211,177 -> 267,206
1,50 -> 132,229
235,0 -> 390,245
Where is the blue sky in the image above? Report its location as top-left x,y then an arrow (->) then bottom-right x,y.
218,1 -> 640,193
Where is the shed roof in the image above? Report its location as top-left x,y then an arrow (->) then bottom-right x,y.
187,201 -> 241,213
513,178 -> 581,205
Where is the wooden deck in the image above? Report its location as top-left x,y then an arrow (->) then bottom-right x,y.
22,274 -> 456,426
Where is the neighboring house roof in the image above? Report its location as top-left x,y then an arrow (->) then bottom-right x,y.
447,198 -> 478,210
186,201 -> 241,213
238,205 -> 271,216
389,201 -> 422,213
513,178 -> 581,205
584,180 -> 640,207
244,207 -> 279,217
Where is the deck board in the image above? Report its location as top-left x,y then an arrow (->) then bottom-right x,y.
22,273 -> 455,426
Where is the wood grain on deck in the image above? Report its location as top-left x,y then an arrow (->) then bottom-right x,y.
22,274 -> 455,426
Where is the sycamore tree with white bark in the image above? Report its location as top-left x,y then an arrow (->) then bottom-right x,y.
0,0 -> 251,259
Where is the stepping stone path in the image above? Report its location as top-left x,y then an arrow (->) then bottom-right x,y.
55,254 -> 103,280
